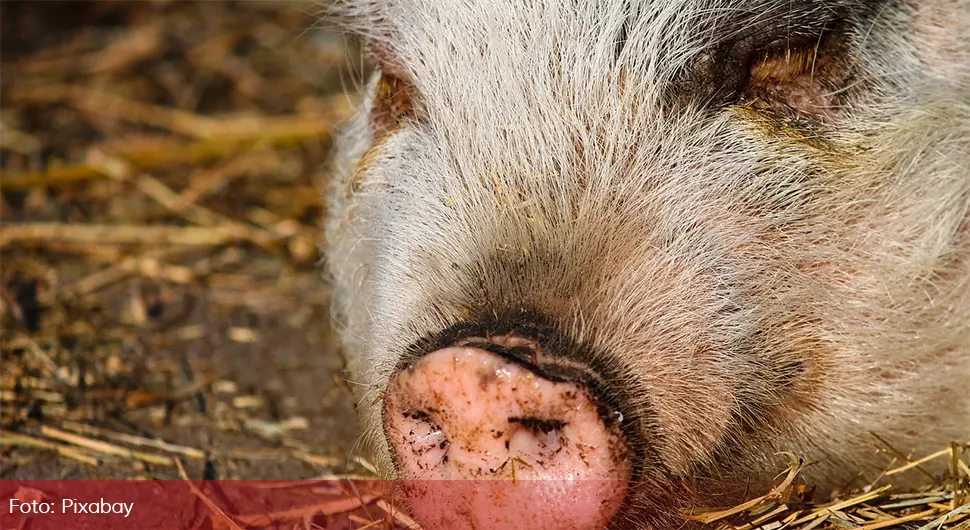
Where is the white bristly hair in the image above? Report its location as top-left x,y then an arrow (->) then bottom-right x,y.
320,0 -> 969,524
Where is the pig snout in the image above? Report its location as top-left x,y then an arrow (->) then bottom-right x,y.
384,343 -> 632,530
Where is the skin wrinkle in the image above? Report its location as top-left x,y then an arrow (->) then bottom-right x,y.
320,0 -> 970,527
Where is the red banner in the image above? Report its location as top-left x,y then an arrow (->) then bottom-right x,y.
0,480 -> 414,530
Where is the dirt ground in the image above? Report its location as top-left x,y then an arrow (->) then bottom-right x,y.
1,0 -> 367,481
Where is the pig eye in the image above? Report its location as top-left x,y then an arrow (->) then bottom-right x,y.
739,32 -> 849,123
368,43 -> 418,139
671,21 -> 851,124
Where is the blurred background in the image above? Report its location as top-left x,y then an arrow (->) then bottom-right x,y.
0,0 -> 371,481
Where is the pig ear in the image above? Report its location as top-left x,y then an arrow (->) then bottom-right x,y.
367,41 -> 419,140
367,41 -> 410,80
313,2 -> 418,138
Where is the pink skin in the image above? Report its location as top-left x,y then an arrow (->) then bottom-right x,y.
384,346 -> 633,530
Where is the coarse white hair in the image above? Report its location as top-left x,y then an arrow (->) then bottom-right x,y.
320,0 -> 969,523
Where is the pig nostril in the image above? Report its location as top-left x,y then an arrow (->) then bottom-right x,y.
508,416 -> 567,463
402,409 -> 434,422
508,416 -> 567,434
400,409 -> 450,470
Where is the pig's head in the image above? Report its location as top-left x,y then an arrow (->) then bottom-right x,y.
321,0 -> 970,528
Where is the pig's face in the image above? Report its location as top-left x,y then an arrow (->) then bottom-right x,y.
323,0 -> 970,527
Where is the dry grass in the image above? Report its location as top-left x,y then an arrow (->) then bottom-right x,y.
0,1 -> 966,529
684,444 -> 969,530
0,1 -> 416,527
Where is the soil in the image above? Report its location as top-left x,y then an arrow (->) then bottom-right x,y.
0,0 -> 368,481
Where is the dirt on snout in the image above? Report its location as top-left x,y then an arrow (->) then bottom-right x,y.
0,0 -> 366,482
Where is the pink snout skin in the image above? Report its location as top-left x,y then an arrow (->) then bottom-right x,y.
384,346 -> 633,530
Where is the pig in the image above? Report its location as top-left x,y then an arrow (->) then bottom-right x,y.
320,0 -> 970,528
